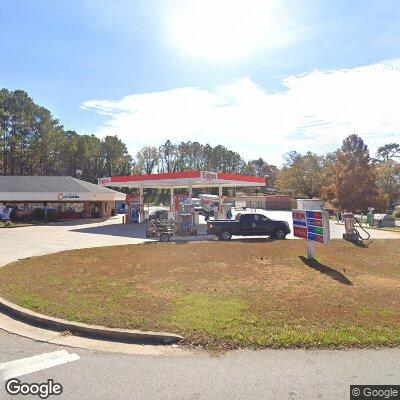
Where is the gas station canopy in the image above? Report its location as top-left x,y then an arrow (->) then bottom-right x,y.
98,171 -> 265,189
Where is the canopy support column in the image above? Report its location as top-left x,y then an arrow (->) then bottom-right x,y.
170,187 -> 174,214
139,186 -> 144,222
188,183 -> 193,204
218,185 -> 223,219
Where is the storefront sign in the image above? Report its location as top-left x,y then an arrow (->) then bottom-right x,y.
201,171 -> 218,182
292,209 -> 330,245
57,193 -> 80,201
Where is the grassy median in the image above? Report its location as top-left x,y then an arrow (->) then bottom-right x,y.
0,240 -> 399,351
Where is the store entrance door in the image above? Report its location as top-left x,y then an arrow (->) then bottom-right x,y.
90,202 -> 101,218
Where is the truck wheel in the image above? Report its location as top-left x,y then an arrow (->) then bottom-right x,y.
159,233 -> 171,242
273,228 -> 286,240
219,231 -> 232,241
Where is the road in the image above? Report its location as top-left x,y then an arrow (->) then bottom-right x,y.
1,330 -> 399,400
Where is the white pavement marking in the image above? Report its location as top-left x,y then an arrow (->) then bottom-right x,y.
0,350 -> 80,381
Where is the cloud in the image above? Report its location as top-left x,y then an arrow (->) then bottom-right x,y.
81,59 -> 400,164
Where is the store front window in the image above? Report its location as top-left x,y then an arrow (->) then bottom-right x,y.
47,203 -> 84,219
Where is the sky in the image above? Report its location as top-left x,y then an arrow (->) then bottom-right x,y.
1,0 -> 400,166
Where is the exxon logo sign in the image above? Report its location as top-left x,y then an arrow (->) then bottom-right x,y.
201,171 -> 218,182
98,177 -> 111,186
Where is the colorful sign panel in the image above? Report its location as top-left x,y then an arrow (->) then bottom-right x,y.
292,209 -> 330,244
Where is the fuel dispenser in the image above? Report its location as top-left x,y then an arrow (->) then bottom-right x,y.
221,203 -> 233,219
342,213 -> 359,242
342,212 -> 370,242
174,195 -> 198,227
125,194 -> 147,223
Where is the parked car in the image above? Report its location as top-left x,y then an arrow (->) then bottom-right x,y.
206,213 -> 291,240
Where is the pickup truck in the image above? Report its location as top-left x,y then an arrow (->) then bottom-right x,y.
207,213 -> 291,240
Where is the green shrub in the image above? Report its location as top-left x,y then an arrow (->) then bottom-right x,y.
46,209 -> 58,221
32,208 -> 45,220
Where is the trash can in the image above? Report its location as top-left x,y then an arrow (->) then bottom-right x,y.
367,212 -> 373,227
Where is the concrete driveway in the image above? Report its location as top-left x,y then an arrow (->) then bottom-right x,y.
0,216 -> 148,267
1,212 -> 399,268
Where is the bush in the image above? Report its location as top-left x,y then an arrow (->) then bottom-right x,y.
46,209 -> 58,221
32,208 -> 45,220
393,208 -> 400,219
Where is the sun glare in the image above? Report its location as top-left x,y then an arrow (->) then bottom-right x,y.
165,0 -> 288,63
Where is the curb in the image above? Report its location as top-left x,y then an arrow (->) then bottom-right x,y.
0,297 -> 182,345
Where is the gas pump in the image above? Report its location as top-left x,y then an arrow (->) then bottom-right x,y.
173,194 -> 200,227
221,203 -> 233,219
342,212 -> 371,242
343,213 -> 355,234
125,194 -> 141,223
342,213 -> 359,242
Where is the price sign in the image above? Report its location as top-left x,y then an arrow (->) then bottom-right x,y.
292,209 -> 330,245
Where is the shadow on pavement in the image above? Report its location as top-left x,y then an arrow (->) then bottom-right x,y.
299,256 -> 353,286
71,223 -> 147,239
46,218 -> 113,227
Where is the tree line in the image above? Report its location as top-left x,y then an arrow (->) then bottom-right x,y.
277,137 -> 400,211
134,141 -> 279,186
1,88 -> 399,212
0,89 -> 132,181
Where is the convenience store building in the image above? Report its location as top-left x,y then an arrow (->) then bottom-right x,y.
0,176 -> 126,220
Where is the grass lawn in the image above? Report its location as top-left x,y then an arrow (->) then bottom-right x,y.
0,240 -> 399,351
